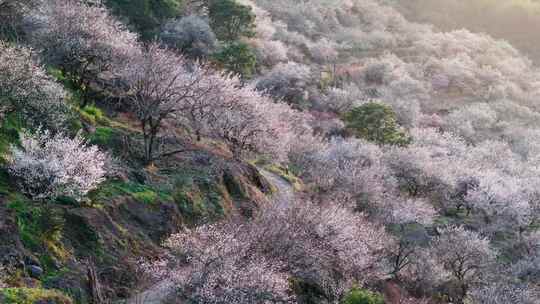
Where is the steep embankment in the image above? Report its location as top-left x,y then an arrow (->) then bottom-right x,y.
126,168 -> 297,304
0,127 -> 275,302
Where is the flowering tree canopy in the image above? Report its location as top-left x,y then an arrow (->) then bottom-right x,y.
8,130 -> 106,201
0,42 -> 70,129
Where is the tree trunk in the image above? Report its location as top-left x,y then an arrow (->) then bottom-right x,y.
87,261 -> 104,304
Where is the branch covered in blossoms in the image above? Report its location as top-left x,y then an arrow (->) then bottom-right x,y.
0,42 -> 70,130
8,129 -> 106,201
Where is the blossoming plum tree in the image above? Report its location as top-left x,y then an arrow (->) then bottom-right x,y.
8,130 -> 106,201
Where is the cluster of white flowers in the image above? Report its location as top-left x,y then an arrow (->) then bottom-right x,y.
0,42 -> 69,130
160,224 -> 295,304
8,129 -> 106,201
120,42 -> 304,163
148,199 -> 390,302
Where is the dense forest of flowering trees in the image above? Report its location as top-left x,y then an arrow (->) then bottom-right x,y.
0,0 -> 539,303
389,0 -> 540,65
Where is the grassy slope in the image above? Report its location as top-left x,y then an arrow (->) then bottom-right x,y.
0,93 -> 276,302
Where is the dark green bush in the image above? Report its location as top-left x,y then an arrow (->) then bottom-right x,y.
343,102 -> 410,146
213,41 -> 257,78
342,287 -> 385,304
208,0 -> 256,41
88,127 -> 116,147
105,0 -> 185,39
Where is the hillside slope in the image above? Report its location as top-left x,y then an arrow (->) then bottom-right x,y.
0,0 -> 539,303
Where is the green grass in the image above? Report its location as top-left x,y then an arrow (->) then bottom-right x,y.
132,189 -> 159,205
161,166 -> 226,222
341,287 -> 384,304
87,127 -> 117,147
7,195 -> 45,251
0,112 -> 22,159
1,288 -> 72,304
63,212 -> 102,259
7,195 -> 70,276
173,180 -> 224,221
82,105 -> 104,121
90,180 -> 172,205
78,105 -> 111,127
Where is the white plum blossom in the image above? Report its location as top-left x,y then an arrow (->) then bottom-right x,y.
146,199 -> 390,302
161,224 -> 294,304
387,198 -> 437,226
467,283 -> 537,304
24,0 -> 139,106
160,15 -> 217,58
121,42 -> 302,162
0,42 -> 69,129
430,226 -> 496,302
8,130 -> 106,201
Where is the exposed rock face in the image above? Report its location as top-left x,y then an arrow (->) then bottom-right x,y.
0,199 -> 27,271
27,265 -> 43,278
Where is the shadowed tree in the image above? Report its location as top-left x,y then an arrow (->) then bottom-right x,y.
208,0 -> 256,41
343,102 -> 410,146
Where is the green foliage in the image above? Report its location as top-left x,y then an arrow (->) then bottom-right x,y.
88,127 -> 116,147
208,0 -> 256,41
341,287 -> 385,304
79,111 -> 97,126
82,105 -> 104,121
6,196 -> 71,279
132,189 -> 159,204
7,196 -> 65,252
1,288 -> 72,304
47,67 -> 87,108
90,180 -> 172,205
0,112 -> 23,159
0,168 -> 10,195
87,125 -> 130,158
105,0 -> 185,39
343,102 -> 410,146
79,105 -> 109,126
174,180 -> 224,222
213,41 -> 257,78
168,166 -> 225,222
8,196 -> 42,251
222,171 -> 246,199
174,189 -> 204,219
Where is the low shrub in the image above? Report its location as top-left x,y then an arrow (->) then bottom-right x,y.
132,189 -> 158,205
343,102 -> 410,146
342,287 -> 385,304
1,288 -> 72,304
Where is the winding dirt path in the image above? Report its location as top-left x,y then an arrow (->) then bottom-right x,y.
259,168 -> 295,207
